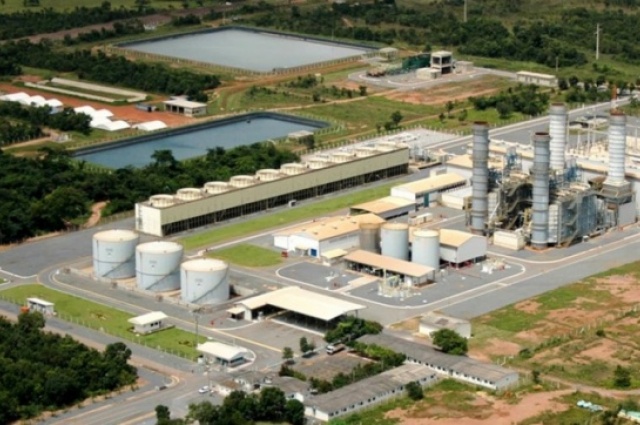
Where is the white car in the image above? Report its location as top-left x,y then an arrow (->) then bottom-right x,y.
198,386 -> 210,394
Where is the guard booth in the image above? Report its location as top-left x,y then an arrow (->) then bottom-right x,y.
197,341 -> 248,368
26,298 -> 55,316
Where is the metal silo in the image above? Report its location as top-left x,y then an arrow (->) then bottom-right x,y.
412,230 -> 440,270
531,132 -> 551,250
380,223 -> 409,260
180,259 -> 229,304
92,229 -> 139,278
136,241 -> 183,291
471,122 -> 489,235
359,222 -> 381,253
605,111 -> 627,186
549,103 -> 568,171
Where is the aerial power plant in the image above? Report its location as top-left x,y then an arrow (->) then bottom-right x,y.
467,106 -> 636,248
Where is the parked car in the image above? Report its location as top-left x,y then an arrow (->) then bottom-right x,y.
198,385 -> 210,394
326,343 -> 345,355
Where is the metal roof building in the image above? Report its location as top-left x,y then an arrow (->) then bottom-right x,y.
358,334 -> 519,391
304,363 -> 437,422
350,196 -> 417,219
391,173 -> 467,206
419,312 -> 471,339
136,147 -> 409,237
344,249 -> 435,285
197,341 -> 249,367
163,98 -> 207,117
439,229 -> 487,265
273,214 -> 386,258
128,311 -> 168,334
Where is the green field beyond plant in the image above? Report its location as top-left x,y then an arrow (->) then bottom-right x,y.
0,284 -> 205,359
208,244 -> 283,268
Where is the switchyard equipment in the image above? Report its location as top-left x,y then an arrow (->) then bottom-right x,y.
136,241 -> 184,291
92,229 -> 140,279
180,259 -> 229,304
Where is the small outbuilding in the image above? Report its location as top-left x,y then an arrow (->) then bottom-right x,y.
430,51 -> 453,74
344,249 -> 435,285
350,196 -> 416,220
163,98 -> 207,117
378,47 -> 399,61
128,311 -> 168,334
439,229 -> 487,266
516,71 -> 558,88
390,173 -> 467,206
419,312 -> 471,339
197,341 -> 249,368
26,297 -> 55,316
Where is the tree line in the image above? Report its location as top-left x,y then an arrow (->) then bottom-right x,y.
0,312 -> 137,423
0,143 -> 298,244
0,40 -> 220,99
0,1 -> 153,40
62,19 -> 145,46
469,84 -> 550,118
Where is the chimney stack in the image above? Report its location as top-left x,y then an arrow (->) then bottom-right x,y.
531,132 -> 551,250
470,122 -> 489,235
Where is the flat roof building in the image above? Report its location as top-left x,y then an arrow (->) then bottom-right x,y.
419,312 -> 471,339
128,311 -> 168,334
391,173 -> 467,206
26,297 -> 55,316
304,363 -> 438,422
358,334 -> 519,391
197,341 -> 249,367
350,196 -> 417,219
439,229 -> 487,265
273,214 -> 386,258
344,249 -> 435,285
516,71 -> 558,88
163,98 -> 207,117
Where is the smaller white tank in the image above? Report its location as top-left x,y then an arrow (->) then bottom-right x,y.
412,230 -> 440,270
330,152 -> 354,163
307,157 -> 329,169
149,194 -> 175,207
180,259 -> 229,304
204,181 -> 230,194
380,223 -> 410,260
229,175 -> 256,188
256,169 -> 282,181
355,146 -> 379,157
136,241 -> 183,291
280,163 -> 307,175
92,229 -> 139,278
176,188 -> 203,201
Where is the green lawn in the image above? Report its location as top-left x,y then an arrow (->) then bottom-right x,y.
181,183 -> 395,250
0,284 -> 206,359
208,244 -> 283,268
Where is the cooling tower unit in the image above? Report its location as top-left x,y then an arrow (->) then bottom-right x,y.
359,222 -> 382,253
229,175 -> 256,188
412,230 -> 440,270
256,169 -> 282,181
136,241 -> 184,291
605,111 -> 627,186
531,132 -> 551,250
92,229 -> 139,278
549,103 -> 568,171
176,188 -> 203,201
330,152 -> 354,163
149,194 -> 175,207
280,163 -> 307,175
380,223 -> 409,260
470,122 -> 489,235
204,181 -> 230,195
180,259 -> 229,304
355,146 -> 379,157
307,157 -> 329,169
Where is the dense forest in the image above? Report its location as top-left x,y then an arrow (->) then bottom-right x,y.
0,2 -> 153,40
0,312 -> 137,423
0,143 -> 298,244
0,40 -> 220,100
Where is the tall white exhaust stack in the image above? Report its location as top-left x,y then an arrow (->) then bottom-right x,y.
549,103 -> 568,171
605,111 -> 627,186
531,132 -> 551,250
470,122 -> 489,235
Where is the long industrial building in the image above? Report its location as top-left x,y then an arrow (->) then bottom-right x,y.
136,146 -> 409,236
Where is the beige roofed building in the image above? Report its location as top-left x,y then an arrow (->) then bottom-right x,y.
344,249 -> 435,285
391,173 -> 467,206
439,229 -> 487,265
350,196 -> 416,219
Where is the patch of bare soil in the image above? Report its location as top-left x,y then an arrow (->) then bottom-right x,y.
471,338 -> 521,362
515,300 -> 542,314
84,202 -> 107,228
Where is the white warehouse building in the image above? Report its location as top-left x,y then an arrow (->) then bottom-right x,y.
439,229 -> 487,265
391,173 -> 467,207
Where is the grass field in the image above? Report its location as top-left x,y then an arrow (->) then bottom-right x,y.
0,0 -> 184,13
208,244 -> 282,267
180,182 -> 395,250
0,284 -> 205,359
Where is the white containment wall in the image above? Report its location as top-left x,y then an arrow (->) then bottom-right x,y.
136,241 -> 184,291
180,259 -> 230,304
412,230 -> 440,270
92,230 -> 140,278
380,223 -> 410,260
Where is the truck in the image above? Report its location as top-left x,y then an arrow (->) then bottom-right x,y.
326,343 -> 345,355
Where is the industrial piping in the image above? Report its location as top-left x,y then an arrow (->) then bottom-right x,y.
470,122 -> 489,235
605,111 -> 627,186
549,103 -> 568,171
531,132 -> 551,250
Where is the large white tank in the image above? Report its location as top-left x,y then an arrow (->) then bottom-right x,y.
380,223 -> 409,260
359,222 -> 381,253
136,241 -> 183,291
149,194 -> 175,207
92,229 -> 139,278
204,181 -> 230,194
411,230 -> 440,270
280,163 -> 307,175
229,175 -> 256,188
180,259 -> 229,304
176,188 -> 203,201
256,169 -> 282,181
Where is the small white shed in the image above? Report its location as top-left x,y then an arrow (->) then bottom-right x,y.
128,311 -> 168,334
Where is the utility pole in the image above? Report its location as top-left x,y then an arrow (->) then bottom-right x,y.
595,23 -> 600,61
463,0 -> 468,23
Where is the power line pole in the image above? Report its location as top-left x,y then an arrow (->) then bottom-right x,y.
595,23 -> 600,61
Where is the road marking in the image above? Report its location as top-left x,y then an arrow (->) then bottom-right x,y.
0,267 -> 37,280
51,403 -> 113,423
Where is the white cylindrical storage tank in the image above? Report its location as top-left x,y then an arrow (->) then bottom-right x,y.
280,163 -> 307,175
605,111 -> 627,186
307,157 -> 329,169
229,175 -> 256,188
136,241 -> 183,291
330,152 -> 354,163
549,103 -> 568,171
92,230 -> 139,278
256,169 -> 282,181
149,194 -> 175,207
176,188 -> 203,201
411,230 -> 439,270
355,146 -> 379,157
180,259 -> 229,304
359,222 -> 381,253
204,181 -> 230,194
380,223 -> 409,260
